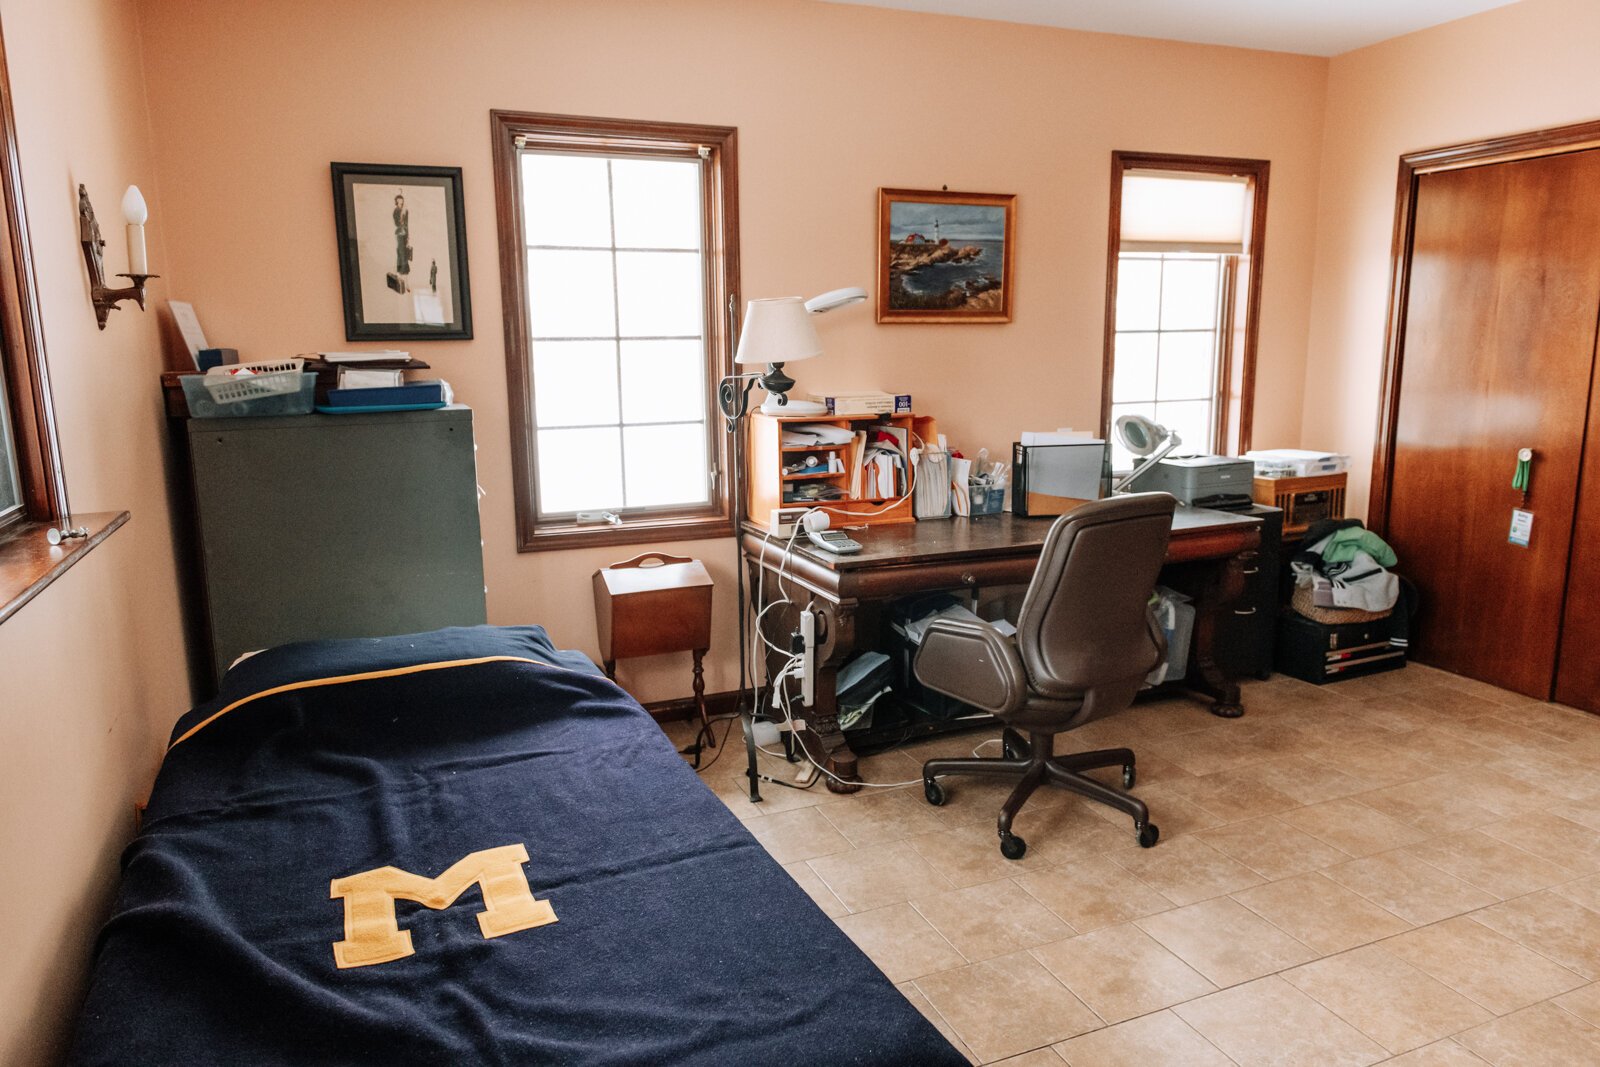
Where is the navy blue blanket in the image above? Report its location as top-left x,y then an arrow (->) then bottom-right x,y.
70,626 -> 963,1066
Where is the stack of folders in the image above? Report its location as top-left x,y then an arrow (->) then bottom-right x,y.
859,424 -> 909,499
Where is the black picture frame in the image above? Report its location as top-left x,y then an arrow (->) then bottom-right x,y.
331,162 -> 473,341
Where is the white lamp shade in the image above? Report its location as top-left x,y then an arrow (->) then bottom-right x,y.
1120,171 -> 1249,254
735,297 -> 822,366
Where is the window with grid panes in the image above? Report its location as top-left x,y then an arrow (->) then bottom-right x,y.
0,365 -> 21,525
1103,155 -> 1268,469
494,114 -> 738,550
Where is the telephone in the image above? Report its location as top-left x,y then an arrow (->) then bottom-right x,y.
802,511 -> 862,554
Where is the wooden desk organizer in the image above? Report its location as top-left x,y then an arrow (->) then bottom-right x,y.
746,411 -> 939,528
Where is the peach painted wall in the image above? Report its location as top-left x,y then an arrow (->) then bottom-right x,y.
0,0 -> 191,1062
1303,0 -> 1600,516
133,0 -> 1328,703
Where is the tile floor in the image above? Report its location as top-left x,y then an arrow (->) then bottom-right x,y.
670,663 -> 1600,1065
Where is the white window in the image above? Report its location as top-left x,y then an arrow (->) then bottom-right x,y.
0,367 -> 20,523
1104,156 -> 1268,468
494,114 -> 738,551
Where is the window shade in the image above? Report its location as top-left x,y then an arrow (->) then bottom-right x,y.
1120,171 -> 1250,254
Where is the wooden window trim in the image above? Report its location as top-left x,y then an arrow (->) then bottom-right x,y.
490,110 -> 739,553
1101,151 -> 1270,456
0,21 -> 65,533
1368,117 -> 1600,535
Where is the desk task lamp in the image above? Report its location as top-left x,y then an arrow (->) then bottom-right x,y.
717,287 -> 867,424
1112,414 -> 1182,493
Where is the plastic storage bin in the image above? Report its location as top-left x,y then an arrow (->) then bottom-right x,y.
181,372 -> 317,418
1245,449 -> 1350,478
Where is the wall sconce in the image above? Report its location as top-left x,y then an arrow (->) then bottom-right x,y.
78,183 -> 157,329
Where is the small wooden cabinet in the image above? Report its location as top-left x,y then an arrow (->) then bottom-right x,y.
746,411 -> 939,528
593,552 -> 714,740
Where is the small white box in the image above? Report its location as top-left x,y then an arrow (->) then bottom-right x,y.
1244,449 -> 1350,478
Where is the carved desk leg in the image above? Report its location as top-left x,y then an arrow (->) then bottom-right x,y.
798,603 -> 861,794
1186,551 -> 1248,718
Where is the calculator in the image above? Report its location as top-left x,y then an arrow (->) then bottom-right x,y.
807,529 -> 863,555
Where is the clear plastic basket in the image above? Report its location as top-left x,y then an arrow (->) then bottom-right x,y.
181,372 -> 317,418
202,359 -> 306,404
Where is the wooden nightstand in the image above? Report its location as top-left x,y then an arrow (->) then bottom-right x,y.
593,552 -> 715,744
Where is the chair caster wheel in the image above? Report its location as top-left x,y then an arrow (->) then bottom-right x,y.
999,832 -> 1027,860
1136,822 -> 1160,848
924,779 -> 946,807
1122,764 -> 1136,789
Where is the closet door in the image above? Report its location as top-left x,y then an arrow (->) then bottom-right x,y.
1556,342 -> 1600,713
1385,150 -> 1600,698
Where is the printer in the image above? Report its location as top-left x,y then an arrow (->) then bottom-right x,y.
1131,455 -> 1255,509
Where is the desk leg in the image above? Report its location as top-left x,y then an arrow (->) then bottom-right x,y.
1186,551 -> 1247,718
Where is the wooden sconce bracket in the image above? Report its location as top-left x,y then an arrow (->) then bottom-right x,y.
77,184 -> 157,330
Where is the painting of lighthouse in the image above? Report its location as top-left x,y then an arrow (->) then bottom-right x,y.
877,188 -> 1015,323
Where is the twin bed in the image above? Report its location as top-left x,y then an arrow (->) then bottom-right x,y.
69,626 -> 963,1065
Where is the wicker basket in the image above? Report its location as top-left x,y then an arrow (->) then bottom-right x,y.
1291,584 -> 1390,625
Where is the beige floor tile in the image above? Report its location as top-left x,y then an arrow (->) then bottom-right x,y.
897,981 -> 977,1065
1555,981 -> 1600,1026
1053,1009 -> 1232,1066
1377,1041 -> 1493,1066
1283,944 -> 1491,1055
818,787 -> 948,846
1471,890 -> 1600,980
1553,871 -> 1600,914
914,951 -> 1100,1063
1236,754 -> 1374,805
807,840 -> 955,913
989,1050 -> 1066,1067
911,878 -> 1075,962
1031,922 -> 1215,1024
1203,819 -> 1350,883
713,775 -> 823,816
1304,741 -> 1443,789
1492,703 -> 1600,744
781,860 -> 848,918
1347,694 -> 1451,733
1427,767 -> 1564,818
907,824 -> 1069,890
1439,716 -> 1574,759
1406,830 -> 1578,899
1562,793 -> 1600,834
1163,766 -> 1301,823
1111,835 -> 1265,906
1013,855 -> 1176,932
1382,915 -> 1585,1015
1142,726 -> 1279,777
1478,811 -> 1600,873
1136,897 -> 1316,987
1394,729 -> 1500,771
1233,871 -> 1412,954
1453,1001 -> 1600,1066
835,903 -> 966,983
1485,750 -> 1600,800
744,806 -> 854,864
1173,975 -> 1387,1067
1355,777 -> 1501,835
1281,797 -> 1429,857
1323,850 -> 1498,926
1197,816 -> 1353,881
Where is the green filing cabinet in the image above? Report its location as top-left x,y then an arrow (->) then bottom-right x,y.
186,405 -> 487,689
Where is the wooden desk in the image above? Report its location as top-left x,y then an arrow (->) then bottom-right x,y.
741,506 -> 1263,793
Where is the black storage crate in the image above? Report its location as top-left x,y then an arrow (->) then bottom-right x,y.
1275,608 -> 1406,684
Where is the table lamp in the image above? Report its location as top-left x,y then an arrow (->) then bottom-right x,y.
726,296 -> 823,417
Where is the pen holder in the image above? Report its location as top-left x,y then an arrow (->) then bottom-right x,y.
969,480 -> 1004,516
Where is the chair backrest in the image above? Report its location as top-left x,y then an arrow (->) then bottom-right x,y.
1014,493 -> 1176,698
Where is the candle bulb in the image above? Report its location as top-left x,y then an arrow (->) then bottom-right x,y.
121,184 -> 148,276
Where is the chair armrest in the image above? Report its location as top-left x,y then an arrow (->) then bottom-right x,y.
913,617 -> 1029,716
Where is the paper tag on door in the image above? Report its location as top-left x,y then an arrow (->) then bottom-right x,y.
1509,508 -> 1534,548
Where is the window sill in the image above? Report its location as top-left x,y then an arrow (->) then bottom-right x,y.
0,511 -> 129,626
518,514 -> 733,553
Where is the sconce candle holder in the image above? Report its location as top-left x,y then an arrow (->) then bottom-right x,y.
78,184 -> 157,329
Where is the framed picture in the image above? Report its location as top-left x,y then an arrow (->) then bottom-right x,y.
877,188 -> 1015,323
331,162 -> 472,341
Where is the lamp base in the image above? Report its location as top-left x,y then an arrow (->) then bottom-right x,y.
760,396 -> 827,416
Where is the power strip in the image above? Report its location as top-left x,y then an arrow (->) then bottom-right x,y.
767,506 -> 814,536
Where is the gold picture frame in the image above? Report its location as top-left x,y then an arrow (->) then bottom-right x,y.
876,187 -> 1015,323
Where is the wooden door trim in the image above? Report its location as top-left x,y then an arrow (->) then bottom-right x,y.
1369,118 -> 1600,535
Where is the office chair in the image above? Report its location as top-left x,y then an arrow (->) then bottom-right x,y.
914,493 -> 1176,859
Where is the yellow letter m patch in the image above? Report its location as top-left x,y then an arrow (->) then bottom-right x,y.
329,844 -> 557,969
